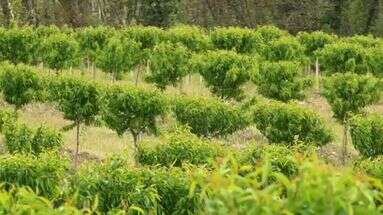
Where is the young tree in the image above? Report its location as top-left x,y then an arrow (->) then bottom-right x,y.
101,85 -> 167,157
316,42 -> 367,75
41,33 -> 80,73
264,36 -> 306,62
210,27 -> 263,54
193,50 -> 255,100
166,25 -> 211,52
322,73 -> 382,163
76,26 -> 115,75
48,76 -> 101,167
0,63 -> 42,111
0,27 -> 38,64
252,61 -> 312,102
172,95 -> 249,137
96,36 -> 141,81
146,42 -> 190,90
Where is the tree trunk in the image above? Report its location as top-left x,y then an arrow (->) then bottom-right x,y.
0,0 -> 14,27
132,131 -> 139,163
58,0 -> 83,27
342,121 -> 348,165
135,69 -> 140,86
315,58 -> 320,92
74,122 -> 80,169
21,0 -> 38,25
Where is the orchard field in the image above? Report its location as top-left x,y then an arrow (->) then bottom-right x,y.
0,25 -> 382,214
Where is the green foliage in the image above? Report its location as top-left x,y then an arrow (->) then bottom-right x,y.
322,73 -> 382,121
255,25 -> 289,44
123,26 -> 166,50
172,96 -> 249,137
250,98 -> 332,145
74,159 -> 198,214
146,42 -> 190,90
76,26 -> 115,62
365,47 -> 383,77
0,108 -> 17,132
96,35 -> 141,80
356,156 -> 383,180
101,85 -> 167,148
252,61 -> 312,101
317,42 -> 367,74
0,27 -> 38,64
0,188 -> 81,215
198,158 -> 382,215
4,123 -> 62,155
41,33 -> 80,71
166,25 -> 211,52
264,36 -> 306,62
239,143 -> 299,177
0,153 -> 67,198
350,114 -> 383,158
193,50 -> 254,100
342,35 -> 381,48
48,76 -> 101,126
297,31 -> 336,59
0,63 -> 42,110
210,27 -> 263,54
138,126 -> 219,167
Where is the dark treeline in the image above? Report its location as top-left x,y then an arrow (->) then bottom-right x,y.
0,0 -> 382,36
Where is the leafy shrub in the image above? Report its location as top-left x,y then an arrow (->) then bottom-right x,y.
0,108 -> 17,132
341,35 -> 381,48
198,158 -> 382,215
172,96 -> 249,137
74,159 -> 198,214
250,98 -> 332,145
101,84 -> 167,152
4,123 -> 62,155
239,143 -> 299,177
210,27 -> 263,54
255,25 -> 288,44
0,153 -> 67,198
41,33 -> 80,71
138,126 -> 219,167
166,25 -> 211,52
252,61 -> 312,101
322,73 -> 382,121
350,114 -> 383,158
96,35 -> 141,80
0,188 -> 80,214
264,36 -> 305,62
76,26 -> 115,63
193,50 -> 255,100
356,156 -> 383,180
146,42 -> 190,90
317,42 -> 367,74
0,27 -> 38,64
297,31 -> 336,59
365,47 -> 383,77
0,63 -> 42,110
123,25 -> 166,59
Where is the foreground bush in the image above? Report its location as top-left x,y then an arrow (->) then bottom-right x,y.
350,114 -> 383,158
356,156 -> 383,180
0,188 -> 80,214
172,96 -> 249,137
252,61 -> 311,102
4,123 -> 62,155
0,153 -> 67,198
250,98 -> 332,145
138,126 -> 219,167
239,143 -> 299,177
73,157 -> 198,214
0,108 -> 17,132
197,158 -> 382,215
